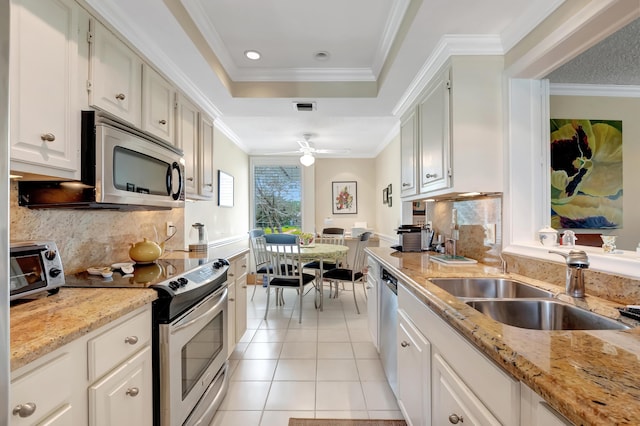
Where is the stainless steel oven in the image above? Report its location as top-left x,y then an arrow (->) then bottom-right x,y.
156,262 -> 229,426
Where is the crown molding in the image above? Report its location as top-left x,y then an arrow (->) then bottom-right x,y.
550,83 -> 640,98
392,34 -> 503,117
500,0 -> 565,53
214,119 -> 247,151
371,0 -> 411,78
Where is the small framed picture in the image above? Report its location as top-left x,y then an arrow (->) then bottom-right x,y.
332,181 -> 357,214
218,170 -> 234,207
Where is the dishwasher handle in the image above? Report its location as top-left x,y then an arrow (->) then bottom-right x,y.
385,279 -> 398,295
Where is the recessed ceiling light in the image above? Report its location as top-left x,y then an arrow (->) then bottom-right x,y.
314,51 -> 330,61
244,50 -> 261,60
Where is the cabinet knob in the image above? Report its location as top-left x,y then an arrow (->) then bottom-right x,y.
402,182 -> 411,187
126,387 -> 139,397
448,414 -> 463,424
12,402 -> 36,418
425,173 -> 438,179
40,133 -> 56,142
159,119 -> 167,125
204,183 -> 213,187
124,336 -> 139,345
229,298 -> 235,302
187,177 -> 194,182
115,93 -> 126,101
400,341 -> 410,348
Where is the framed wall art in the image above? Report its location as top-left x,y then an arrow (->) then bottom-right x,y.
218,170 -> 234,207
332,181 -> 357,214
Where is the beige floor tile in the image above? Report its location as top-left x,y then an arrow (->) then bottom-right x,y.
209,410 -> 262,426
317,359 -> 359,381
352,342 -> 379,359
361,381 -> 401,411
252,329 -> 288,342
280,341 -> 318,359
315,381 -> 366,411
273,359 -> 317,381
317,328 -> 350,342
265,381 -> 316,411
356,359 -> 387,381
243,342 -> 283,359
232,359 -> 278,381
317,342 -> 354,359
218,381 -> 270,410
260,411 -> 314,426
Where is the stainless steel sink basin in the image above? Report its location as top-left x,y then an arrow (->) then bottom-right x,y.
466,299 -> 630,330
429,278 -> 554,299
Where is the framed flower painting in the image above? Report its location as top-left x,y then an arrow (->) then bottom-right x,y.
332,181 -> 357,214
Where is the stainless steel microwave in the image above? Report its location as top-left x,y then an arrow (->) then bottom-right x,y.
18,111 -> 185,210
10,241 -> 65,301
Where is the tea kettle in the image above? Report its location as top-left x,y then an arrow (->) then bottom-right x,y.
189,223 -> 208,252
129,238 -> 165,263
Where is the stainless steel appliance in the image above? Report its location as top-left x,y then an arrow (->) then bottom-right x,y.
380,267 -> 398,397
65,257 -> 230,425
18,111 -> 185,210
9,241 -> 65,301
393,225 -> 422,252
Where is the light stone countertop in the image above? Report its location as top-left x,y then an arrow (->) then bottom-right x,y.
10,288 -> 157,371
366,246 -> 640,426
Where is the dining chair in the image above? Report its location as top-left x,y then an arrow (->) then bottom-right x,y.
248,229 -> 268,301
262,236 -> 317,323
303,228 -> 345,298
321,232 -> 372,314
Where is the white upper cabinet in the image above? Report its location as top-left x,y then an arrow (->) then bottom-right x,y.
400,56 -> 504,199
10,0 -> 81,179
400,109 -> 417,197
88,19 -> 142,128
175,93 -> 199,196
419,68 -> 451,194
199,114 -> 215,198
142,64 -> 176,145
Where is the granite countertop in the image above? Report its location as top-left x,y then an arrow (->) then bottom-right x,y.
366,246 -> 640,426
10,288 -> 157,371
10,246 -> 249,372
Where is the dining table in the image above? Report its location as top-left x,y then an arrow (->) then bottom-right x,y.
266,242 -> 349,311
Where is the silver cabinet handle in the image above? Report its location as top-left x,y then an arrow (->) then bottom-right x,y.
400,341 -> 410,348
115,93 -> 126,100
13,403 -> 36,418
449,414 -> 463,424
159,119 -> 167,125
425,173 -> 437,178
126,387 -> 139,397
40,133 -> 55,142
124,336 -> 139,345
402,182 -> 411,187
204,183 -> 213,187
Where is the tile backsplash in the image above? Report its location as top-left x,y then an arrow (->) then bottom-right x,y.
9,182 -> 184,274
416,195 -> 502,267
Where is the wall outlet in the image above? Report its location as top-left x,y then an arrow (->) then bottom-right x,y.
166,221 -> 174,236
484,223 -> 496,245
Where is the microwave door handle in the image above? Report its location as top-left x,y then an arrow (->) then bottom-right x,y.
171,288 -> 228,334
167,162 -> 183,200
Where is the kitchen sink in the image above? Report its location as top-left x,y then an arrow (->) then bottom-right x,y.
465,299 -> 630,331
429,278 -> 554,299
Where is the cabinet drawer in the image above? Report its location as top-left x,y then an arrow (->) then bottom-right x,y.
88,307 -> 151,381
11,353 -> 72,425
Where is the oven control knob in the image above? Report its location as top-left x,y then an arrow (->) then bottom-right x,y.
168,281 -> 179,290
45,250 -> 57,261
213,261 -> 222,269
178,277 -> 188,287
49,268 -> 62,278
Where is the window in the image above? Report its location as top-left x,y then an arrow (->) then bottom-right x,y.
251,158 -> 303,233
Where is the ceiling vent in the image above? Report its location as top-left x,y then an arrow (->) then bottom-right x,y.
293,102 -> 316,112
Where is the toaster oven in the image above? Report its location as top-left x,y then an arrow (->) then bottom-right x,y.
9,241 -> 65,301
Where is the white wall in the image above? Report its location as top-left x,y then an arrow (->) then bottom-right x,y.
184,125 -> 249,246
313,158 -> 377,234
375,133 -> 402,241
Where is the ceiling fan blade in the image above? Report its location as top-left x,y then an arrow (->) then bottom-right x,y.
314,148 -> 351,154
297,140 -> 311,150
258,150 -> 302,155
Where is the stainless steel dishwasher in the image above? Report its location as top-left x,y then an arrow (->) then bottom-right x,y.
380,268 -> 398,397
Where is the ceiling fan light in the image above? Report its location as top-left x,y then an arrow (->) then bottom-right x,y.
300,153 -> 315,166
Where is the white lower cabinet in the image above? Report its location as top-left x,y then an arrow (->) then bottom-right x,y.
10,304 -> 153,426
227,252 -> 249,356
521,383 -> 572,426
366,256 -> 380,349
397,310 -> 431,426
433,354 -> 500,425
89,346 -> 152,426
397,282 -> 520,426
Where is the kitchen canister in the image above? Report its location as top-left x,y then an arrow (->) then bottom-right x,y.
538,226 -> 558,247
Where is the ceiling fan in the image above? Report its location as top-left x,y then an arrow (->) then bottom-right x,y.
263,133 -> 351,166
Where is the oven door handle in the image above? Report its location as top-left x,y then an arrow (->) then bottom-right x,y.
171,288 -> 228,335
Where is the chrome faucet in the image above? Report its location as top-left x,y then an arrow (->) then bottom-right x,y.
549,250 -> 589,298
